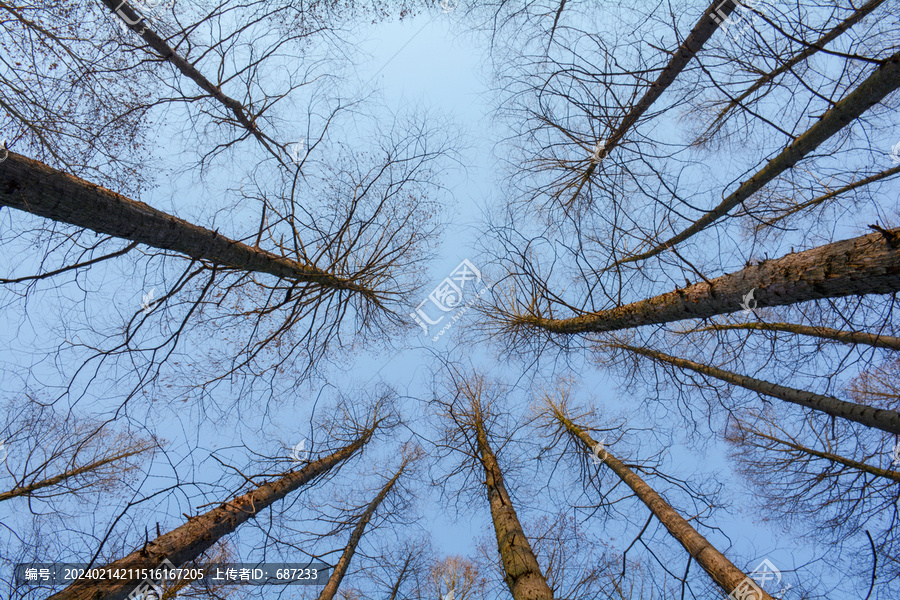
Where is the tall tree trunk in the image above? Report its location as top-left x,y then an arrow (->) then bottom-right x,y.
0,444 -> 152,503
616,49 -> 900,265
547,402 -> 775,600
566,0 -> 738,208
47,429 -> 376,600
736,425 -> 900,483
0,152 -> 372,297
317,461 -> 408,600
513,227 -> 900,334
697,0 -> 888,144
685,321 -> 900,351
385,550 -> 414,600
472,405 -> 554,600
613,343 -> 900,435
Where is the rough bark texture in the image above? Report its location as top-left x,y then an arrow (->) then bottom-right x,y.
317,466 -> 405,600
47,431 -> 373,600
551,408 -> 774,600
516,228 -> 900,334
690,321 -> 900,351
618,49 -> 900,264
746,429 -> 900,483
615,343 -> 900,435
567,0 -> 737,207
0,152 -> 370,295
473,411 -> 553,600
0,445 -> 150,503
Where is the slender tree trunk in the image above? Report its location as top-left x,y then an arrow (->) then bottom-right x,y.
616,49 -> 900,265
739,427 -> 900,483
685,321 -> 900,351
472,407 -> 554,600
317,464 -> 407,600
0,444 -> 151,503
385,551 -> 414,600
548,403 -> 775,600
0,152 -> 371,296
47,429 -> 375,600
613,343 -> 900,435
566,0 -> 738,208
698,0 -> 888,144
513,227 -> 900,334
98,0 -> 284,163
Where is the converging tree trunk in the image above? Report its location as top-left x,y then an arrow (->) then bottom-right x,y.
317,455 -> 412,600
612,343 -> 900,435
466,386 -> 554,600
0,152 -> 372,296
546,399 -> 775,600
684,321 -> 900,351
564,0 -> 739,208
509,227 -> 900,335
617,49 -> 900,265
47,427 -> 377,600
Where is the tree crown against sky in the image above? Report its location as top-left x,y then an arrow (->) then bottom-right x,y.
1,1 -> 899,599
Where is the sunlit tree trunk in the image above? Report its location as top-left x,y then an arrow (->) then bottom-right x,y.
470,396 -> 554,600
613,343 -> 900,435
511,227 -> 900,335
47,428 -> 376,600
317,457 -> 411,600
547,400 -> 774,600
617,50 -> 900,265
0,152 -> 372,296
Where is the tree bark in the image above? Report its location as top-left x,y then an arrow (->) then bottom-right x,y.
472,407 -> 554,600
616,49 -> 900,265
47,429 -> 375,600
549,405 -> 774,600
513,227 -> 900,335
0,152 -> 372,296
613,343 -> 900,435
0,444 -> 151,503
317,464 -> 407,600
687,321 -> 900,351
566,0 -> 738,208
